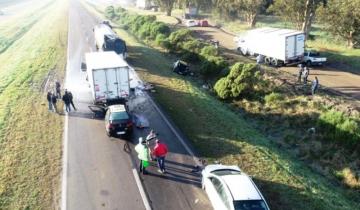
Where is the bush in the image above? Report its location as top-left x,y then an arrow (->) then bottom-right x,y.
105,6 -> 116,19
200,45 -> 218,57
181,39 -> 204,54
181,52 -> 199,63
214,63 -> 261,99
149,22 -> 170,39
200,56 -> 227,78
168,29 -> 193,50
317,110 -> 360,146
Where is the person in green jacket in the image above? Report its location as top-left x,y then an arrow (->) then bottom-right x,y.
135,137 -> 150,175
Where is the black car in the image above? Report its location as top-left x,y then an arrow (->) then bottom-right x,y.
173,60 -> 191,75
105,104 -> 133,137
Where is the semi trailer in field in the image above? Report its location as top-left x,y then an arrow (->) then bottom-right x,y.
94,23 -> 127,58
85,51 -> 130,105
235,27 -> 305,66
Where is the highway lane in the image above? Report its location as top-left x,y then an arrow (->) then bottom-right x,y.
64,0 -> 212,209
65,0 -> 145,209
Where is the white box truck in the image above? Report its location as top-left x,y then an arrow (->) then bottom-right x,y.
235,27 -> 305,66
85,51 -> 130,105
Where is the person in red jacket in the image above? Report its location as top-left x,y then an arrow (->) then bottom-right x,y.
153,139 -> 168,173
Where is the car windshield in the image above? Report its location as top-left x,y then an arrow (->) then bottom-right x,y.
110,112 -> 129,121
212,169 -> 241,176
233,200 -> 268,210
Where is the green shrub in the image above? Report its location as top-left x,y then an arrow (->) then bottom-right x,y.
181,39 -> 204,54
200,56 -> 227,78
168,29 -> 193,50
181,52 -> 199,63
149,22 -> 170,39
214,63 -> 261,99
105,6 -> 116,19
265,92 -> 284,105
200,45 -> 218,57
317,110 -> 360,146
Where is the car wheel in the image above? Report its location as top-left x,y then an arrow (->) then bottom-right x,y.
106,131 -> 111,137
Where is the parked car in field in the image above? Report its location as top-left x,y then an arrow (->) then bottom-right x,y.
303,51 -> 327,66
105,104 -> 133,137
173,60 -> 192,75
185,19 -> 198,27
202,164 -> 270,210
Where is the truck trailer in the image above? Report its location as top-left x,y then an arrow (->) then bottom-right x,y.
94,23 -> 127,58
235,27 -> 305,66
85,51 -> 130,105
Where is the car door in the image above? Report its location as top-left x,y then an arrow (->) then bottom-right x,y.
205,176 -> 230,210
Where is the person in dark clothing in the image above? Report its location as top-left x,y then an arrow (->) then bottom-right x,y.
68,91 -> 76,111
62,90 -> 71,112
47,91 -> 53,111
51,94 -> 58,113
55,81 -> 61,99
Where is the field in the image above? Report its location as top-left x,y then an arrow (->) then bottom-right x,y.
86,4 -> 360,209
0,0 -> 67,208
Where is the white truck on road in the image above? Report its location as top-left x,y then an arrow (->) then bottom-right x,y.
85,51 -> 130,105
235,27 -> 305,66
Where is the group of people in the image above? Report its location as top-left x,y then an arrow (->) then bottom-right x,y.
46,81 -> 76,113
135,130 -> 169,175
298,63 -> 319,95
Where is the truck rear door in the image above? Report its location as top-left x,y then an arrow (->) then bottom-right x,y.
105,68 -> 118,99
115,67 -> 130,98
93,70 -> 107,102
286,36 -> 296,59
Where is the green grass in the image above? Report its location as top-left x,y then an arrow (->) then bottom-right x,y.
0,0 -> 67,208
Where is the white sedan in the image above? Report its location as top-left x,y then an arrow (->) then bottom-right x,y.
185,19 -> 199,27
202,164 -> 270,210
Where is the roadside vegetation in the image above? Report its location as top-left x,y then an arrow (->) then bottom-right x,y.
0,0 -> 67,208
101,6 -> 360,209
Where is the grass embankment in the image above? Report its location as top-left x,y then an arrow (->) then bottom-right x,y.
0,0 -> 67,208
83,5 -> 360,209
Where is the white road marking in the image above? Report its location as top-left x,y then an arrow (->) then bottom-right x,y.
132,168 -> 152,210
61,7 -> 71,210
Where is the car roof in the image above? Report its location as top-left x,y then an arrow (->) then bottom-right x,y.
205,164 -> 241,173
108,104 -> 126,113
221,174 -> 262,201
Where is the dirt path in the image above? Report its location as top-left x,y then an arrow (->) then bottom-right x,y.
188,26 -> 360,101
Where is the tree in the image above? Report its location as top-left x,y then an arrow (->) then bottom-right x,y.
270,0 -> 325,39
156,0 -> 176,16
318,0 -> 360,48
213,0 -> 266,27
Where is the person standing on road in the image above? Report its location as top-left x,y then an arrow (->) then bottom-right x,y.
47,91 -> 53,111
152,139 -> 168,174
62,90 -> 71,112
298,63 -> 304,83
51,93 -> 58,113
302,67 -> 309,85
311,77 -> 319,95
55,81 -> 61,99
135,137 -> 150,175
68,90 -> 77,111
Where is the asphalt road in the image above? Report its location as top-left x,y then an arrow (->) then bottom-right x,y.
64,0 -> 211,209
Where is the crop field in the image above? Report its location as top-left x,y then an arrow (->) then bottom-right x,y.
0,0 -> 67,208
85,4 -> 360,209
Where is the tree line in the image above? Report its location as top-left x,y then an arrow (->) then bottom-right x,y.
154,0 -> 360,48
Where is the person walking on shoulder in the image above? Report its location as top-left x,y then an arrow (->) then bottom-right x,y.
55,81 -> 61,99
47,91 -> 53,111
311,77 -> 319,95
51,94 -> 58,113
298,63 -> 304,83
153,139 -> 168,174
68,91 -> 77,111
302,67 -> 309,85
135,137 -> 150,175
62,90 -> 71,112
